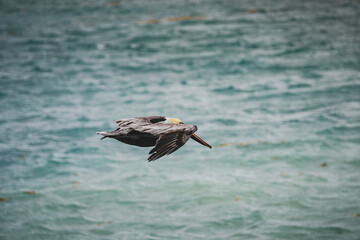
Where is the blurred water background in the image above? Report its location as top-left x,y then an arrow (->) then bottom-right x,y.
1,0 -> 360,239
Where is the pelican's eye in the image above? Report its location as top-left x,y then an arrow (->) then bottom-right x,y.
179,122 -> 184,124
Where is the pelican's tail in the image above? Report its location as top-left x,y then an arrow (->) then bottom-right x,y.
97,128 -> 121,140
97,131 -> 111,140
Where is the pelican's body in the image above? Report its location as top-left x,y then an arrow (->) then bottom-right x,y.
97,116 -> 211,161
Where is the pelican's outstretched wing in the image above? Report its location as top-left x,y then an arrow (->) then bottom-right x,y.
147,124 -> 197,161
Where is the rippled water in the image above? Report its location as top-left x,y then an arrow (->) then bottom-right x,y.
1,0 -> 360,239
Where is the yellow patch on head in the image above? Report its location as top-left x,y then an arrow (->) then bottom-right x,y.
166,118 -> 183,124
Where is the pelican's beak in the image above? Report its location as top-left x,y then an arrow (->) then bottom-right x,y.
191,133 -> 212,149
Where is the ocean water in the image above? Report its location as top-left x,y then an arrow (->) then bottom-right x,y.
1,0 -> 360,239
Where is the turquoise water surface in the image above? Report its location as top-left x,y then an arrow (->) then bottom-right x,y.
1,0 -> 360,239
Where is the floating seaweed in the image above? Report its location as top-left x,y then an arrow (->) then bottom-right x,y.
24,191 -> 36,195
139,19 -> 160,24
219,143 -> 232,147
0,197 -> 13,202
247,8 -> 258,13
107,1 -> 119,7
321,162 -> 327,167
72,181 -> 80,189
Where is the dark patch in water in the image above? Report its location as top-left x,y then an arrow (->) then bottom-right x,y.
302,71 -> 322,79
212,86 -> 249,95
288,83 -> 312,89
213,118 -> 238,126
78,116 -> 90,122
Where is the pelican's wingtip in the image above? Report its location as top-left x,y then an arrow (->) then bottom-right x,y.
147,154 -> 158,162
97,131 -> 107,140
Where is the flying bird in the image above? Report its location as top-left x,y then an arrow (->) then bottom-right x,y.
97,116 -> 212,161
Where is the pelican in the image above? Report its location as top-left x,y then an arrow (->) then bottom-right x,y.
97,116 -> 212,161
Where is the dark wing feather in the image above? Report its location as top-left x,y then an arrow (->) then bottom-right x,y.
115,116 -> 165,125
147,131 -> 192,161
136,116 -> 166,123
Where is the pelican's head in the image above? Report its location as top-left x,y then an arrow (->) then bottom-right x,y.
165,117 -> 212,149
165,117 -> 184,124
